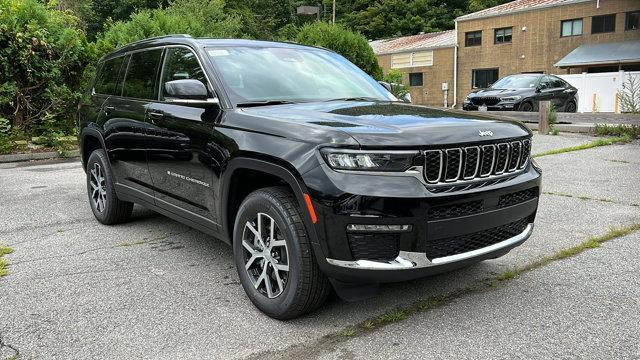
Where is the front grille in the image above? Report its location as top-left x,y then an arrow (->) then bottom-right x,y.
428,200 -> 483,220
348,233 -> 400,261
423,139 -> 531,186
471,97 -> 500,106
499,187 -> 538,208
425,217 -> 530,260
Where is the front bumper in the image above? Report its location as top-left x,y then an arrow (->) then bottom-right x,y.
302,162 -> 541,283
463,100 -> 520,111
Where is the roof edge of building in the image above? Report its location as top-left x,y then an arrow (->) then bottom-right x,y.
455,0 -> 593,23
374,44 -> 456,56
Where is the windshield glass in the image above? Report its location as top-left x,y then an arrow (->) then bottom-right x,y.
206,46 -> 395,105
491,75 -> 539,89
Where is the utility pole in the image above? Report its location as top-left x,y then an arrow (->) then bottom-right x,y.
332,0 -> 336,24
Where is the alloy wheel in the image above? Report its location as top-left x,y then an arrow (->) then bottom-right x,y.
90,163 -> 107,213
242,212 -> 289,298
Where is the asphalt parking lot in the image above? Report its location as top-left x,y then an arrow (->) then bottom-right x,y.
1,133 -> 639,359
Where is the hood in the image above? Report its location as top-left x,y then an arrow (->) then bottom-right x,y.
237,101 -> 530,147
469,88 -> 533,98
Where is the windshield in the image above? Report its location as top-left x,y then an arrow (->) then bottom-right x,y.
491,75 -> 539,89
206,46 -> 395,105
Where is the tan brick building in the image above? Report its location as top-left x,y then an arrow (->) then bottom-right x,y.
370,31 -> 456,107
372,0 -> 640,108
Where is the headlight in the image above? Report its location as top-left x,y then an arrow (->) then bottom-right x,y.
321,149 -> 418,172
500,95 -> 522,102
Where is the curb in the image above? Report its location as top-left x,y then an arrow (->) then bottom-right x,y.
0,149 -> 80,163
524,123 -> 594,134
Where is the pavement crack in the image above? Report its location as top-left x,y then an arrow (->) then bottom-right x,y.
541,191 -> 638,207
244,222 -> 640,360
0,331 -> 20,359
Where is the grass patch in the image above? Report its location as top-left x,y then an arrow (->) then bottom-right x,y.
594,123 -> 640,139
533,135 -> 631,158
542,191 -> 622,205
0,244 -> 13,277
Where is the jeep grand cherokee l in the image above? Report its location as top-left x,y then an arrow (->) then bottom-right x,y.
78,35 -> 541,319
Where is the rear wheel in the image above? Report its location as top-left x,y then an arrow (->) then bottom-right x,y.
86,149 -> 133,224
565,101 -> 577,113
233,187 -> 330,319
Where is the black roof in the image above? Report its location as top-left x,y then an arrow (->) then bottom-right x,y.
101,34 -> 323,62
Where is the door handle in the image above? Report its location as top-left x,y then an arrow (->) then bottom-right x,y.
103,105 -> 115,114
148,112 -> 164,124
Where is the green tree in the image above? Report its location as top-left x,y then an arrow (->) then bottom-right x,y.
342,0 -> 467,39
0,0 -> 88,134
296,21 -> 382,79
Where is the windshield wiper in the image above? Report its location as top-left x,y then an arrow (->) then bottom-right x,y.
324,97 -> 381,102
236,100 -> 297,108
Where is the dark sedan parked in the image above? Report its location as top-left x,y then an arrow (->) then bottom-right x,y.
463,73 -> 578,112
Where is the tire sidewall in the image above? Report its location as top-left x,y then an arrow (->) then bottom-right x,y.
233,192 -> 306,317
86,150 -> 113,223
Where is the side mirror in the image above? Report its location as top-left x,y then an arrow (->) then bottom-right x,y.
378,81 -> 393,93
165,79 -> 207,99
164,79 -> 219,106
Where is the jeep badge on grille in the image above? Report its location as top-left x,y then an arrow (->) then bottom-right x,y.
479,130 -> 493,137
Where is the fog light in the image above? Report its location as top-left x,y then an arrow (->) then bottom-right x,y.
346,224 -> 412,232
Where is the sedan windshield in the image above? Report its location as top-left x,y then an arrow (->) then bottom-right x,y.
206,46 -> 395,105
491,75 -> 539,89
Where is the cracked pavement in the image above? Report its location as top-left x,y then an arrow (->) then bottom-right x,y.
0,133 -> 639,359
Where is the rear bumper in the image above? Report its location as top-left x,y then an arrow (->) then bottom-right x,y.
303,163 -> 541,283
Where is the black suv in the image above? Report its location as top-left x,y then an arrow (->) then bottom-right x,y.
79,35 -> 541,319
463,73 -> 578,112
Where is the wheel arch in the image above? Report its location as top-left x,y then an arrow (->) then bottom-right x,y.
220,157 -> 319,246
80,128 -> 107,171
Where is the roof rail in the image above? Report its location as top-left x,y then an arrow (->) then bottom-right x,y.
121,34 -> 193,48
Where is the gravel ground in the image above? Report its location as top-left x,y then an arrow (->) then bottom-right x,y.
0,134 -> 638,359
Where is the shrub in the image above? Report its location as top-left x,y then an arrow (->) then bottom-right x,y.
383,69 -> 410,99
0,0 -> 88,135
296,22 -> 383,79
618,74 -> 640,114
594,123 -> 640,139
90,0 -> 242,61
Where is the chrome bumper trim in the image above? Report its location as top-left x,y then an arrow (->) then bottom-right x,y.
326,224 -> 533,270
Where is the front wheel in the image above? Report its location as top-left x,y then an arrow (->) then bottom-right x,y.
519,101 -> 534,112
233,187 -> 330,319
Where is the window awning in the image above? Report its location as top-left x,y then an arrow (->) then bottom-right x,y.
554,40 -> 640,68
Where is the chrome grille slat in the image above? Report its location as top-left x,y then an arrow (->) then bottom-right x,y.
422,139 -> 531,186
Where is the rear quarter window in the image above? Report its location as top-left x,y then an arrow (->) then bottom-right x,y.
95,56 -> 126,95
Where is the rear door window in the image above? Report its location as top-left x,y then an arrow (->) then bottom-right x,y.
122,49 -> 163,100
95,56 -> 125,95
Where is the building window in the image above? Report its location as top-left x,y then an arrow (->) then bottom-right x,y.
561,18 -> 583,36
494,27 -> 512,44
472,68 -> 499,89
409,73 -> 423,86
465,31 -> 482,46
592,14 -> 616,34
391,51 -> 433,68
626,11 -> 640,30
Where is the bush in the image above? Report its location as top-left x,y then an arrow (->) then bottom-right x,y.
594,123 -> 640,139
91,0 -> 242,61
296,22 -> 383,79
618,74 -> 640,114
0,0 -> 88,135
383,69 -> 409,99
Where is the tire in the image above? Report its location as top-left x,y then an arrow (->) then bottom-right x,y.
233,186 -> 331,319
86,149 -> 133,225
565,101 -> 577,113
519,101 -> 534,112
